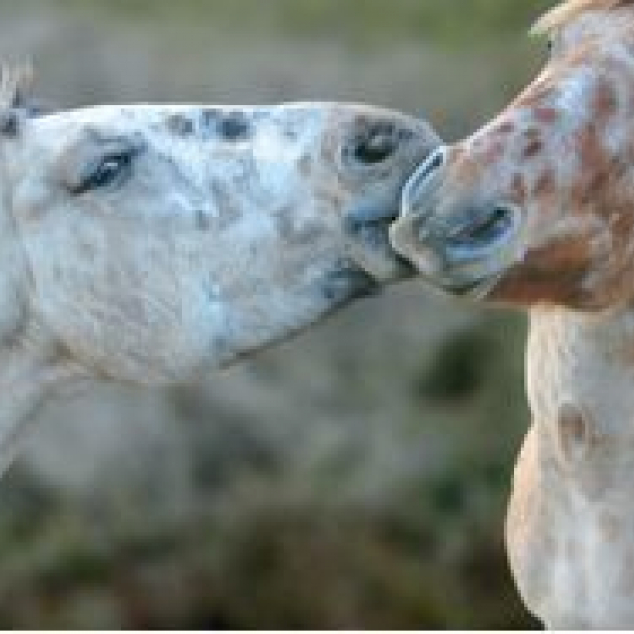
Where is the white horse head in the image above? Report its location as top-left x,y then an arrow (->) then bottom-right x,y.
0,68 -> 439,471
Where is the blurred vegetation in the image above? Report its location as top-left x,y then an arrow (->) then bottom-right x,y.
0,0 -> 554,628
58,0 -> 553,49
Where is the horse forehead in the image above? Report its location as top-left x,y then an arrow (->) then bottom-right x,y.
40,103 -> 328,136
32,104 -> 328,152
16,105 -> 335,204
558,9 -> 634,48
481,62 -> 620,166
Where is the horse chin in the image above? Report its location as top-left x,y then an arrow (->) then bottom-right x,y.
356,250 -> 416,284
348,216 -> 417,284
322,265 -> 379,305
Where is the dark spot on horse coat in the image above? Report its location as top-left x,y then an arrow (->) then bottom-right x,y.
202,109 -> 251,142
210,179 -> 243,229
534,169 -> 557,197
274,205 -> 325,245
512,173 -> 527,202
533,107 -> 560,125
78,240 -> 98,261
478,140 -> 505,166
523,139 -> 544,159
572,124 -> 611,206
0,110 -> 19,137
202,108 -> 221,127
592,77 -> 619,124
524,128 -> 542,141
298,154 -> 312,178
201,108 -> 222,139
557,402 -> 592,465
495,121 -> 516,136
219,112 -> 251,141
282,120 -> 299,140
195,208 -> 210,232
167,113 -> 194,137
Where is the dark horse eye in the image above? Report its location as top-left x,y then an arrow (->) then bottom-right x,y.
72,150 -> 136,195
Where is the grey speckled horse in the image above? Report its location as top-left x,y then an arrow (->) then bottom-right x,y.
0,68 -> 439,476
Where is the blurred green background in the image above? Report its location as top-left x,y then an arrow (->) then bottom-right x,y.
0,0 -> 555,628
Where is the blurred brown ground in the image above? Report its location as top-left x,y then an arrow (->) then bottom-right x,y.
0,0 -> 553,628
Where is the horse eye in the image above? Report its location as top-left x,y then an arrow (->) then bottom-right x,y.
72,150 -> 135,195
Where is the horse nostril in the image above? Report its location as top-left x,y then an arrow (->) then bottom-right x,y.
401,146 -> 448,217
353,126 -> 399,165
461,207 -> 513,244
446,206 -> 517,252
415,147 -> 445,183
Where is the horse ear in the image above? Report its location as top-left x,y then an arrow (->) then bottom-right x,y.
0,62 -> 33,138
0,63 -> 32,344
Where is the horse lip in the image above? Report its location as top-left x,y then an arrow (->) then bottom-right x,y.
344,203 -> 400,232
345,214 -> 394,249
345,204 -> 403,249
322,264 -> 380,304
344,209 -> 417,282
390,208 -> 513,294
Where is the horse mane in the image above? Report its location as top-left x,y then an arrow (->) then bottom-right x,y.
533,0 -> 634,35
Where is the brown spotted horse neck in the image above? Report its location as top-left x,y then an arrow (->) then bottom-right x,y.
390,0 -> 634,628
